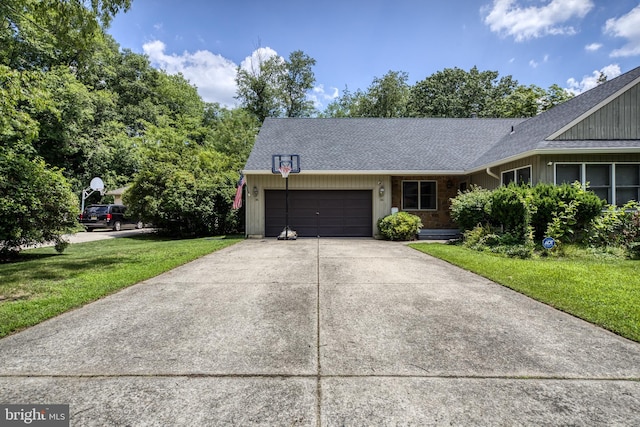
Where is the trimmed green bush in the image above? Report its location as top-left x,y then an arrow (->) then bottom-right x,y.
531,182 -> 604,241
378,212 -> 423,241
450,185 -> 492,231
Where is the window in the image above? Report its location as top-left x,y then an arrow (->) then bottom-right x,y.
402,181 -> 437,210
501,166 -> 531,186
616,164 -> 640,205
556,164 -> 581,185
555,163 -> 640,206
586,164 -> 611,204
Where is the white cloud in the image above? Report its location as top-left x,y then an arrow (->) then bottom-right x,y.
604,4 -> 640,57
483,0 -> 594,42
309,84 -> 339,109
529,59 -> 539,68
566,64 -> 622,94
585,42 -> 602,52
239,47 -> 281,73
143,40 -> 238,107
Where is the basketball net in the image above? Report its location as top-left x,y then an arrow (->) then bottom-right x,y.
278,162 -> 292,178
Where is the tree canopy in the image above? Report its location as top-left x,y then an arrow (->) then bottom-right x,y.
323,66 -> 574,119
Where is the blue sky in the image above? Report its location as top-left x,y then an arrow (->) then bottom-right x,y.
108,0 -> 640,110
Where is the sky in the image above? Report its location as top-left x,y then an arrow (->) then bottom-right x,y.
107,0 -> 640,110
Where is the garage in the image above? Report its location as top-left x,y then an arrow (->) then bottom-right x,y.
265,190 -> 372,237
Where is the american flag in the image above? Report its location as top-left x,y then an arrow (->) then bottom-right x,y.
232,173 -> 246,210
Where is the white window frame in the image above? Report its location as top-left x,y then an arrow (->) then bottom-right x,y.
554,162 -> 640,206
501,165 -> 532,186
402,180 -> 437,211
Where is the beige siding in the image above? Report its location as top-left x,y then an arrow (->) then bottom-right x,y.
471,154 -> 640,188
244,174 -> 391,237
470,155 -> 541,189
556,83 -> 640,140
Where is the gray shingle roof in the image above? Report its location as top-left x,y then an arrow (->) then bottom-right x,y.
468,65 -> 640,169
245,117 -> 525,173
245,66 -> 640,174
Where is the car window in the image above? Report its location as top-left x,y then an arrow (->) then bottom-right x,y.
86,206 -> 108,214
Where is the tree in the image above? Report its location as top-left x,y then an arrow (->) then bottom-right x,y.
0,150 -> 79,257
235,49 -> 317,122
358,70 -> 410,117
124,124 -> 241,236
235,52 -> 284,123
539,84 -> 574,112
408,66 -> 519,118
280,50 -> 317,117
0,0 -> 131,70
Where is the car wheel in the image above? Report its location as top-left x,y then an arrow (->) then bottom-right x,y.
113,221 -> 122,231
135,221 -> 144,229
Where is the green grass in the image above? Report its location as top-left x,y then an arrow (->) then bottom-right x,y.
0,234 -> 242,337
409,243 -> 640,343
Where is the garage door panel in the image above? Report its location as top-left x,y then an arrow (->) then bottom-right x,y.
265,190 -> 372,237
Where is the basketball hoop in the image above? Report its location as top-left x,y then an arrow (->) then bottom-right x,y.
278,162 -> 292,179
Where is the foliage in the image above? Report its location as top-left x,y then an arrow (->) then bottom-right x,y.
589,201 -> 640,258
530,182 -> 604,241
323,66 -> 574,119
377,212 -> 423,241
124,125 -> 243,237
0,151 -> 79,257
450,182 -> 604,257
235,49 -> 317,122
449,185 -> 493,231
487,184 -> 533,243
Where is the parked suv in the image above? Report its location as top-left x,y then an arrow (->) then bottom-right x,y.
79,204 -> 143,232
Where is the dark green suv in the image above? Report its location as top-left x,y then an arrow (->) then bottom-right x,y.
79,204 -> 143,232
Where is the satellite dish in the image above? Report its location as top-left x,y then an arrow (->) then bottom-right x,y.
89,177 -> 105,191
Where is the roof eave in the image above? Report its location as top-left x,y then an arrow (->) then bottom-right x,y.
243,169 -> 469,176
467,146 -> 640,174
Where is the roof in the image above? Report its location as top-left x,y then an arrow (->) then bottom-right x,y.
245,66 -> 640,175
245,117 -> 525,174
468,65 -> 640,170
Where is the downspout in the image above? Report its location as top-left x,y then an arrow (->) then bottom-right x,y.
486,167 -> 499,180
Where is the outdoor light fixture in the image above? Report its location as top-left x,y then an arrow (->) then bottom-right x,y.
252,186 -> 258,197
446,179 -> 453,189
547,161 -> 553,166
378,185 -> 385,198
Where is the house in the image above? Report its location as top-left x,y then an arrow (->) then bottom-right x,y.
243,66 -> 640,238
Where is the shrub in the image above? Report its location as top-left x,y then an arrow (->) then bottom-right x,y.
530,182 -> 604,241
378,212 -> 423,241
590,201 -> 640,258
0,151 -> 79,257
487,184 -> 533,243
450,185 -> 492,231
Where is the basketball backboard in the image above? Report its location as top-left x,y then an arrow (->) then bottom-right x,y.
271,154 -> 300,175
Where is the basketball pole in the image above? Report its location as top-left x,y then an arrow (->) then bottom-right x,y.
285,175 -> 289,240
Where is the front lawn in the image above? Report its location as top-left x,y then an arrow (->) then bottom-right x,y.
0,235 -> 241,338
409,243 -> 640,343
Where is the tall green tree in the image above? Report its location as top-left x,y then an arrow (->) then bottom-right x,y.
0,0 -> 131,70
235,49 -> 317,122
280,50 -> 317,117
358,70 -> 410,117
408,66 -> 518,118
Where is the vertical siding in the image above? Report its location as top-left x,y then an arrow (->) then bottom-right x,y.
244,174 -> 391,237
556,83 -> 640,140
469,155 -> 541,189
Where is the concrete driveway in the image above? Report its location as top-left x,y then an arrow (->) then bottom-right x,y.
1,238 -> 639,425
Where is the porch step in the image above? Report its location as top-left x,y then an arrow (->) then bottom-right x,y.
418,229 -> 461,240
